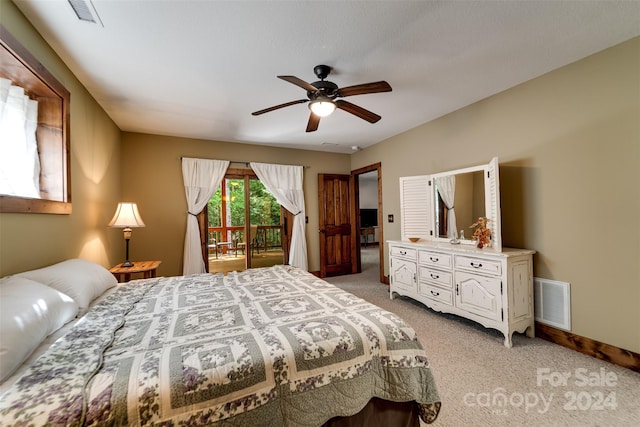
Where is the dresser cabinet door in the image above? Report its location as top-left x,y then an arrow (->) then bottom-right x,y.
391,258 -> 417,294
455,271 -> 502,321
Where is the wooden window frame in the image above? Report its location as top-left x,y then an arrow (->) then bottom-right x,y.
0,25 -> 71,214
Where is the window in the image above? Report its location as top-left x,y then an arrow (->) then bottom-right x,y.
0,25 -> 71,214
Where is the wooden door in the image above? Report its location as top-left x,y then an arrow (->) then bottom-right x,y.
318,174 -> 356,277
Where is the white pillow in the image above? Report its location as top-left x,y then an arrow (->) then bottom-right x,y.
0,275 -> 79,383
16,258 -> 117,315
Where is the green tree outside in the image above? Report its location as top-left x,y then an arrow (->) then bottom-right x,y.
207,179 -> 280,227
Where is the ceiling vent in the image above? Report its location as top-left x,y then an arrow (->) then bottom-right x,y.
68,0 -> 102,25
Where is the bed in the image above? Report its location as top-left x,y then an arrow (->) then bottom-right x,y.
0,260 -> 441,426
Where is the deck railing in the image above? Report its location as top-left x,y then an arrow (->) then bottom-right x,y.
208,225 -> 282,255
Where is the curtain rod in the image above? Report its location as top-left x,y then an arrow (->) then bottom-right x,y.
179,156 -> 309,168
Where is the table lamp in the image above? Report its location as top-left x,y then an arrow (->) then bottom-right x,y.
108,202 -> 145,267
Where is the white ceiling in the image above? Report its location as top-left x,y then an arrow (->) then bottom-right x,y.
13,0 -> 640,153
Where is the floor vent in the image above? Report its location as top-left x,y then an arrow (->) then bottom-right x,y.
534,277 -> 571,331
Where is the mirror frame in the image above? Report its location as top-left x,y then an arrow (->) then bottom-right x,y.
428,157 -> 502,251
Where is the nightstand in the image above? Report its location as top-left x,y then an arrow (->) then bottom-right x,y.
109,260 -> 161,283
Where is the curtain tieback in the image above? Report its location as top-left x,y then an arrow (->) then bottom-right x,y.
187,211 -> 198,216
294,210 -> 302,216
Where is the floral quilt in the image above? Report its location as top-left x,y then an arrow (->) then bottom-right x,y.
0,265 -> 440,426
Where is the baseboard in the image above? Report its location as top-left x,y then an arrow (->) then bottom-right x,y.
535,323 -> 640,373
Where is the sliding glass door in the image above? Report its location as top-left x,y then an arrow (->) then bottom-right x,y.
206,171 -> 284,274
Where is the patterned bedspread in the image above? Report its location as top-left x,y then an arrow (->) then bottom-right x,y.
0,265 -> 440,426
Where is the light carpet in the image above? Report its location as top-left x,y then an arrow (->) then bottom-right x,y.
325,248 -> 640,426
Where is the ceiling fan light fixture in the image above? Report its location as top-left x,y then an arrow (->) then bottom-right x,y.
309,99 -> 336,117
253,66 -> 391,131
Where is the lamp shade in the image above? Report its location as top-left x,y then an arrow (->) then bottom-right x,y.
309,99 -> 336,117
108,202 -> 145,228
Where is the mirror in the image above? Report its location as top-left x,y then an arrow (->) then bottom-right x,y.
434,170 -> 485,240
429,157 -> 502,251
398,157 -> 501,251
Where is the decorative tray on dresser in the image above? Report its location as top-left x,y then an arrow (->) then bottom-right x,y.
392,157 -> 536,347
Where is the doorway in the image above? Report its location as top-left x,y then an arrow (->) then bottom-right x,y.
352,163 -> 384,283
205,169 -> 286,274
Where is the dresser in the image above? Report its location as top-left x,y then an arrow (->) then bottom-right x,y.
392,157 -> 537,346
389,241 -> 534,347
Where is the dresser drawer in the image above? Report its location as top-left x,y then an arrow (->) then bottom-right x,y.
419,266 -> 452,288
455,255 -> 502,276
419,283 -> 453,305
418,250 -> 452,269
390,245 -> 417,260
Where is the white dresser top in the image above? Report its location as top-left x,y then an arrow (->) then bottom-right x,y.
387,240 -> 535,258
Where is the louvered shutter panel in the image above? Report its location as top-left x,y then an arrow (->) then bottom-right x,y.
399,175 -> 432,241
486,157 -> 502,251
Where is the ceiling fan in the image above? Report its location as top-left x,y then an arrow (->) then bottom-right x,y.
252,65 -> 392,132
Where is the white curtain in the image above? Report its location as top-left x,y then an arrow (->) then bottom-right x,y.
435,175 -> 457,239
0,78 -> 40,198
182,158 -> 229,275
251,162 -> 308,270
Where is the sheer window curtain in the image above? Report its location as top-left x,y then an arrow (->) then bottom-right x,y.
0,78 -> 40,198
250,162 -> 308,271
435,175 -> 457,239
182,158 -> 229,275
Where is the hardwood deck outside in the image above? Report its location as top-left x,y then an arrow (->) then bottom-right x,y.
208,249 -> 284,274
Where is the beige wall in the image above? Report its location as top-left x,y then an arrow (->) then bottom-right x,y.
119,133 -> 350,276
0,1 -> 122,276
352,37 -> 640,353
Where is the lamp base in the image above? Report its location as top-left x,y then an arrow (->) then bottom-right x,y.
121,234 -> 134,268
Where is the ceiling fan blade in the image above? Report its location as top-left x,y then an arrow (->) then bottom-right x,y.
252,99 -> 308,116
306,112 -> 320,132
337,81 -> 392,98
335,100 -> 381,123
278,75 -> 318,93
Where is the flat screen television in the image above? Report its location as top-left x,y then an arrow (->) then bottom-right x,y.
360,209 -> 378,228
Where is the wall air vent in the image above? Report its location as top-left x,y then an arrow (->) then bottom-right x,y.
68,0 -> 102,25
534,277 -> 571,331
